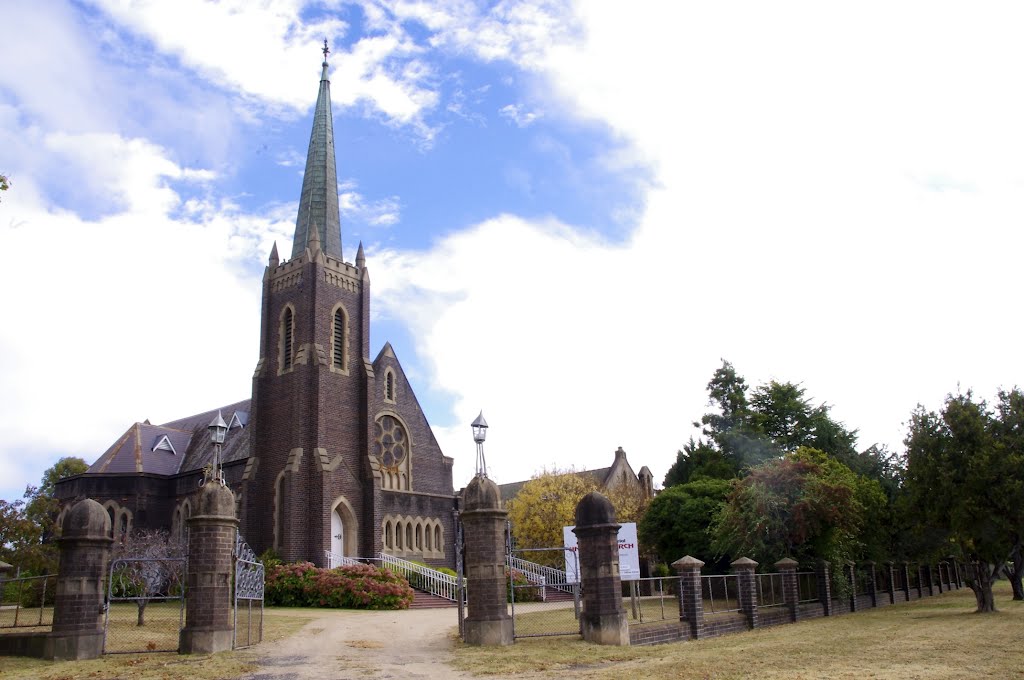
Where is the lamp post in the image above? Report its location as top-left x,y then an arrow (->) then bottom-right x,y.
208,410 -> 228,485
471,411 -> 488,478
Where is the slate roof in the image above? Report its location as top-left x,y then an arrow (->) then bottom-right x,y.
85,399 -> 251,476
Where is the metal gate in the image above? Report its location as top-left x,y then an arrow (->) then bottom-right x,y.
508,537 -> 581,639
103,556 -> 186,654
233,534 -> 264,649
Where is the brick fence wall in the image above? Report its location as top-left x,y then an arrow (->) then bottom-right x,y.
629,558 -> 963,647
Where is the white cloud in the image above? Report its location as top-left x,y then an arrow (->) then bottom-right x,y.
370,1 -> 1024,489
499,103 -> 541,127
339,181 -> 401,228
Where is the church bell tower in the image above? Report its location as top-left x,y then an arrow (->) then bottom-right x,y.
244,42 -> 372,564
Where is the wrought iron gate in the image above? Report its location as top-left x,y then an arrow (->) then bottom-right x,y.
233,534 -> 264,649
103,556 -> 186,654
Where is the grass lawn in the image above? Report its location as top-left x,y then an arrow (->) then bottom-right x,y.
454,581 -> 1024,679
0,606 -> 317,680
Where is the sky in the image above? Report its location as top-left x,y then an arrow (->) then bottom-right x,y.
2,1 -> 1024,504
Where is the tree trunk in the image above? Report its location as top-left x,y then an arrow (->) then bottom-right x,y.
1009,550 -> 1024,601
967,562 -> 998,613
137,599 -> 148,626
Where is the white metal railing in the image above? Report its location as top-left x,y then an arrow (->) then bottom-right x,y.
506,554 -> 573,594
378,553 -> 460,601
324,551 -> 363,569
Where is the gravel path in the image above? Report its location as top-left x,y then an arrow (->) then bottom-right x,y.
241,608 -> 476,680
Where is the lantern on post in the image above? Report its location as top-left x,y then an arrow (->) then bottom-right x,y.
471,411 -> 489,478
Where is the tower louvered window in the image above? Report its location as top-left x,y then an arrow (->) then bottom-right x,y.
385,371 -> 394,401
333,308 -> 345,369
283,308 -> 294,370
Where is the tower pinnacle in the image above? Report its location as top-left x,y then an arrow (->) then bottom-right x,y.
291,42 -> 342,261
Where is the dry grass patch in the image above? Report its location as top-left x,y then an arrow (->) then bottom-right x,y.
0,607 -> 317,680
454,582 -> 1024,679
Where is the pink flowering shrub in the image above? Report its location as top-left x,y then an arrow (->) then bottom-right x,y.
265,562 -> 414,609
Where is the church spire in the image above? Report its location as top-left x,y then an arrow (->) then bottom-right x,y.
291,40 -> 342,261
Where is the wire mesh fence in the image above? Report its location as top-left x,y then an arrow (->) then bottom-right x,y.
626,576 -> 679,623
104,557 -> 185,654
796,571 -> 819,603
509,547 -> 580,638
0,573 -> 56,629
702,573 -> 740,613
756,572 -> 785,608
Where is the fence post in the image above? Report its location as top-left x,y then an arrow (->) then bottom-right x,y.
672,555 -> 704,639
775,558 -> 799,623
934,564 -> 942,594
460,476 -> 513,646
731,557 -> 758,629
899,562 -> 911,601
573,492 -> 629,646
863,561 -> 877,608
886,562 -> 897,604
916,564 -> 925,598
846,562 -> 858,612
45,499 -> 112,660
816,560 -> 833,616
180,482 -> 238,654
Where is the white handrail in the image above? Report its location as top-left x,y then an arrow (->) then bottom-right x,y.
507,554 -> 573,593
378,553 -> 460,601
325,551 -> 362,569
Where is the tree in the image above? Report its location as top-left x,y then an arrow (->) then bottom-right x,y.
713,448 -> 868,569
111,529 -> 185,626
506,470 -> 600,563
904,390 -> 1024,612
663,437 -> 737,488
0,173 -> 8,201
24,457 -> 89,543
638,478 -> 731,568
0,498 -> 43,572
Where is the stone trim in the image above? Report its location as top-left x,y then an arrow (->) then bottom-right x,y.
381,514 -> 444,558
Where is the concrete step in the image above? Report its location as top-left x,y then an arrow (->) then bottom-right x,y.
410,591 -> 458,609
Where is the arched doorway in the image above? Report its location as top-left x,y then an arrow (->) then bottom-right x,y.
331,508 -> 344,558
329,496 -> 358,564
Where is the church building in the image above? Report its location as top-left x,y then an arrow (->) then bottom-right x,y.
55,46 -> 458,570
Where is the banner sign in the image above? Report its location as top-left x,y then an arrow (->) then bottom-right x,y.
562,522 -> 641,582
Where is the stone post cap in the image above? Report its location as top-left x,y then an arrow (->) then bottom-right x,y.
730,556 -> 758,569
860,560 -> 876,567
574,491 -> 616,527
463,475 -> 502,511
195,481 -> 236,517
816,559 -> 831,568
60,498 -> 112,541
671,555 -> 705,570
774,557 -> 798,569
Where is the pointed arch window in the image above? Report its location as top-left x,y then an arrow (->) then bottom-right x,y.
331,305 -> 349,373
279,306 -> 295,374
384,369 -> 395,402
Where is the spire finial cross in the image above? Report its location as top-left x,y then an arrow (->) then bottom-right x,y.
322,39 -> 330,61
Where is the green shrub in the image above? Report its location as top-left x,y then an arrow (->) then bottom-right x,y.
506,568 -> 543,603
265,562 -> 413,609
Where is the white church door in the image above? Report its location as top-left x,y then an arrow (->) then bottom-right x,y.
331,508 -> 344,564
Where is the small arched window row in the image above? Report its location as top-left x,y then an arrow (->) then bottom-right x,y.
381,514 -> 445,559
171,499 -> 193,543
102,500 -> 134,543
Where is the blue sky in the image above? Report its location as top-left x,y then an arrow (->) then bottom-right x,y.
2,1 -> 1024,504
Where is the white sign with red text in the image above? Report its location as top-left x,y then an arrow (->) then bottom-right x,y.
562,522 -> 640,582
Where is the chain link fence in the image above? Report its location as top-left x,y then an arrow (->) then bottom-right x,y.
509,547 -> 580,638
103,557 -> 186,654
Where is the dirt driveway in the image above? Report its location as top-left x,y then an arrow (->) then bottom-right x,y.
242,608 -> 476,680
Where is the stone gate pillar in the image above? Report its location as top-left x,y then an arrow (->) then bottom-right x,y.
863,561 -> 877,608
180,482 -> 238,654
885,562 -> 897,604
461,476 -> 513,645
46,499 -> 112,660
573,492 -> 629,646
846,562 -> 859,612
